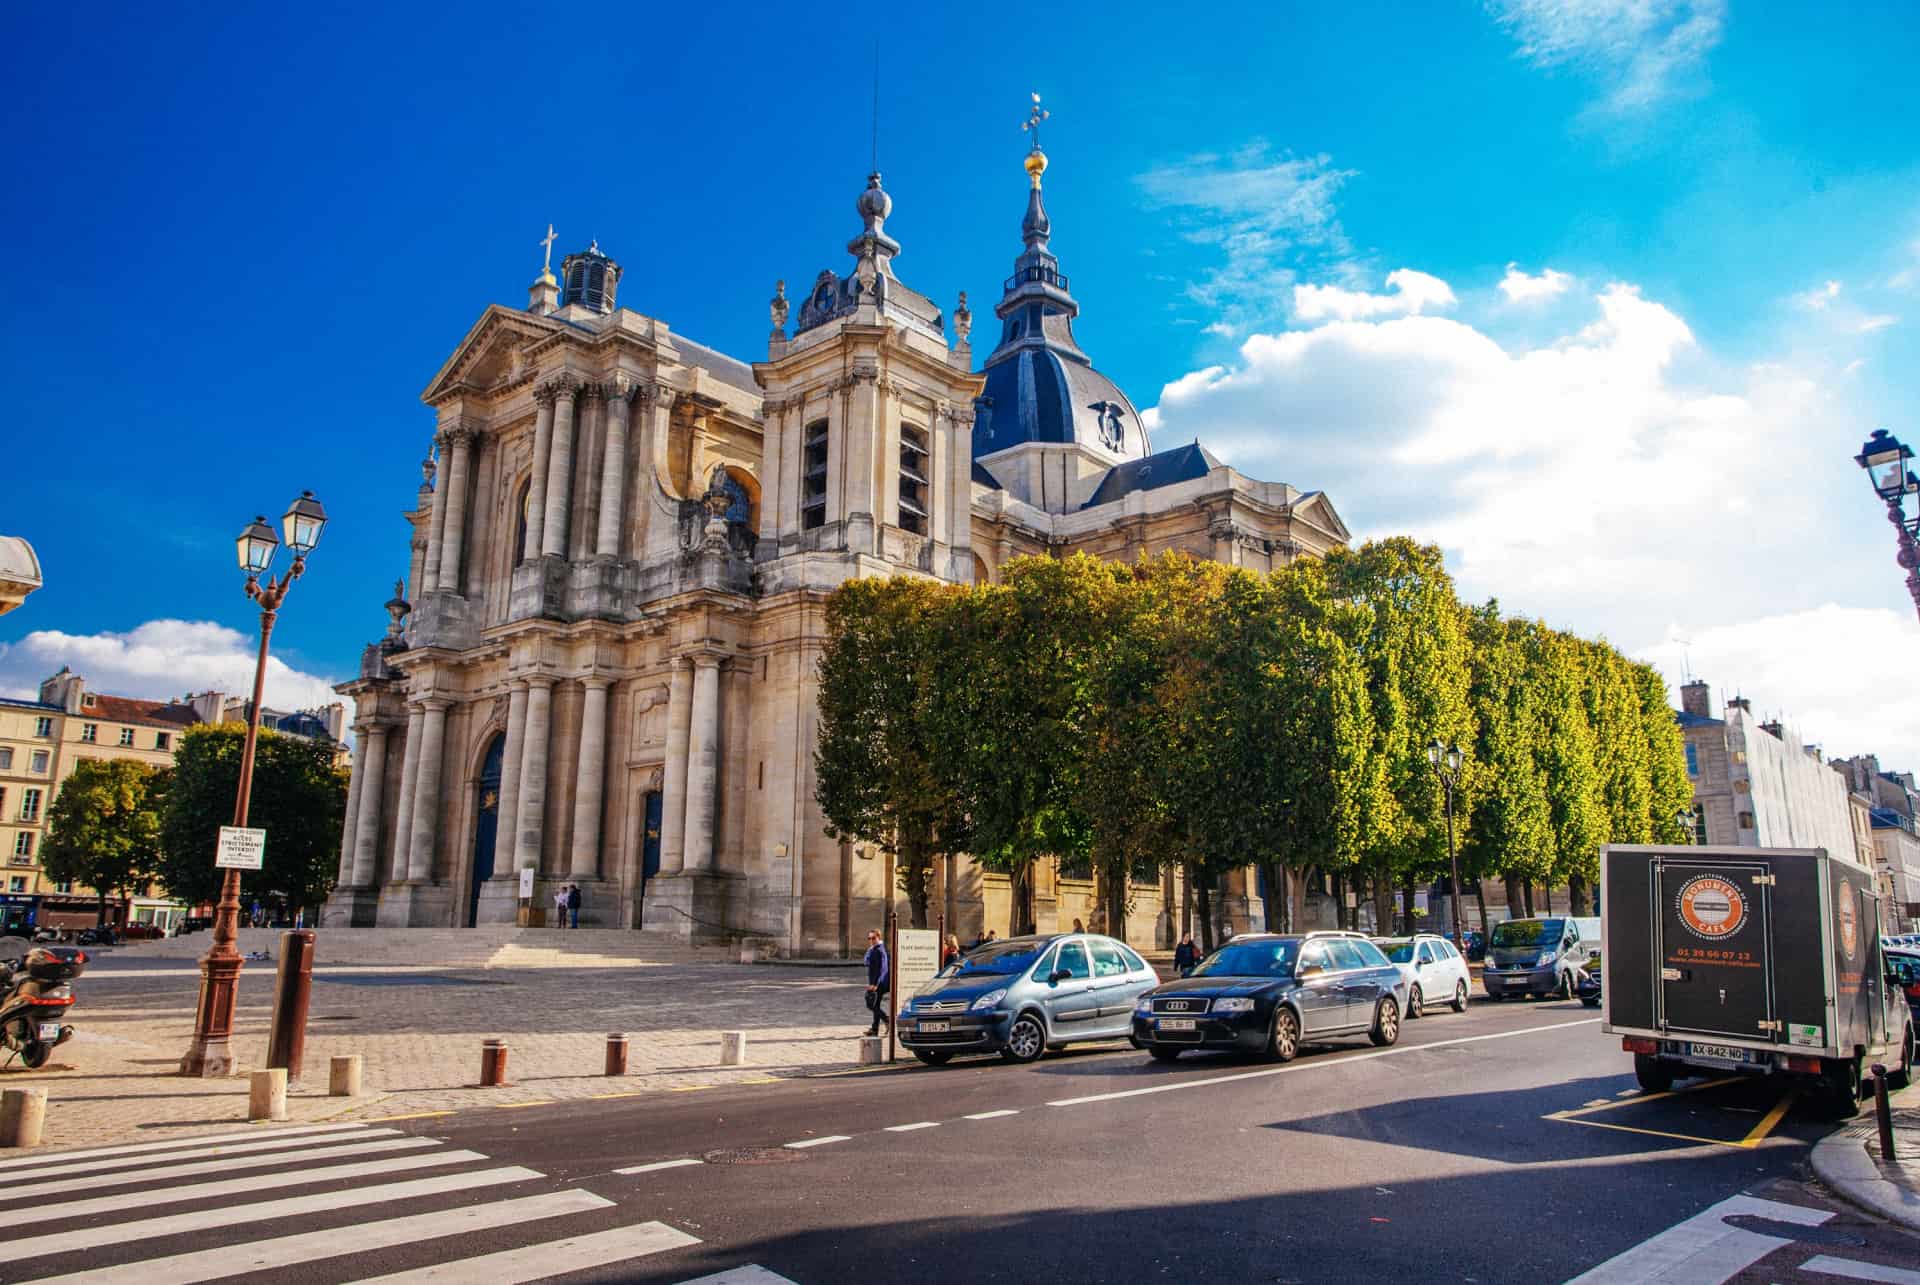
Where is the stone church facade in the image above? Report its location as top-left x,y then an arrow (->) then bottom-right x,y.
322,140 -> 1349,954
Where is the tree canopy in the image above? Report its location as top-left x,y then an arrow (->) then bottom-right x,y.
42,757 -> 164,912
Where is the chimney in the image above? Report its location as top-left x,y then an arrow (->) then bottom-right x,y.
1728,695 -> 1752,715
1679,680 -> 1712,718
1761,718 -> 1784,740
38,667 -> 83,713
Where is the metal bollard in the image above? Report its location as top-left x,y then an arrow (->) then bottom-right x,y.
480,1038 -> 509,1087
328,1054 -> 363,1097
249,1068 -> 288,1121
267,930 -> 316,1085
1871,1063 -> 1897,1160
605,1033 -> 628,1076
720,1031 -> 748,1067
0,1088 -> 46,1148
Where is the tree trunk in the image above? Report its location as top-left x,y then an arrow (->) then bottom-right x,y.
1010,862 -> 1036,936
1372,864 -> 1395,938
1258,861 -> 1283,935
1286,866 -> 1307,934
901,843 -> 931,929
1109,868 -> 1129,944
1474,881 -> 1489,935
1543,883 -> 1553,915
1401,871 -> 1417,935
1523,879 -> 1535,918
1195,878 -> 1215,955
1504,874 -> 1525,920
1568,872 -> 1590,916
1180,862 -> 1193,939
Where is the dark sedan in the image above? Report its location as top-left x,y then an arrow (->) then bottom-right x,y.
1890,950 -> 1920,1023
1131,934 -> 1409,1063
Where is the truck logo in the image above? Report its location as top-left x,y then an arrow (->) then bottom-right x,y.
1837,885 -> 1858,960
1675,874 -> 1747,940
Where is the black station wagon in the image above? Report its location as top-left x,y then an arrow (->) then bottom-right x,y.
1132,933 -> 1410,1062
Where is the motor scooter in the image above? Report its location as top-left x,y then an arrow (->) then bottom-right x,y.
0,937 -> 85,1069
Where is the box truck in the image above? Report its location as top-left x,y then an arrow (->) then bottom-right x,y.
1601,844 -> 1914,1112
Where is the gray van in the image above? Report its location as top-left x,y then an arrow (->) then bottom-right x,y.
1481,916 -> 1592,1000
897,933 -> 1161,1065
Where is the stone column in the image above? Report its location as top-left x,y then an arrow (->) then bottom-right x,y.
569,677 -> 611,878
541,377 -> 580,559
682,655 -> 723,873
335,734 -> 366,884
842,370 -> 880,550
388,706 -> 424,882
595,380 -> 633,558
406,699 -> 450,882
347,725 -> 389,888
514,677 -> 554,872
658,658 -> 693,875
492,680 -> 529,875
523,386 -> 556,564
436,427 -> 476,595
422,451 -> 450,592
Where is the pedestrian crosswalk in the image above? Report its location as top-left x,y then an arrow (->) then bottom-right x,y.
0,1122 -> 797,1284
1567,1189 -> 1920,1285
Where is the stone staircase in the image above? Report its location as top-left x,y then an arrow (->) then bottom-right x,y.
106,926 -> 740,969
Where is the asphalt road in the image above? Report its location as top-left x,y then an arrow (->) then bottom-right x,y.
13,995 -> 1909,1284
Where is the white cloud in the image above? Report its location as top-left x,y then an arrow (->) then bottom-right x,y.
1293,269 -> 1457,322
1499,263 -> 1574,304
1203,321 -> 1238,339
1488,0 -> 1726,112
0,620 -> 343,714
1856,314 -> 1899,333
1795,280 -> 1843,310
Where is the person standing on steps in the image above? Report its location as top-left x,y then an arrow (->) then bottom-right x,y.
567,882 -> 582,929
553,885 -> 569,929
863,929 -> 891,1037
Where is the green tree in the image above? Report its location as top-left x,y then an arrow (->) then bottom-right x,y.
41,758 -> 164,921
1529,626 -> 1605,915
1459,604 -> 1553,927
1635,663 -> 1695,846
156,723 -> 347,912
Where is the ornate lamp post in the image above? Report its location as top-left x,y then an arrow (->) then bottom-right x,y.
1426,738 -> 1466,949
180,491 -> 326,1077
1854,428 -> 1920,622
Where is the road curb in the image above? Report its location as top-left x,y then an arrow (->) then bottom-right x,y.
1810,1124 -> 1920,1232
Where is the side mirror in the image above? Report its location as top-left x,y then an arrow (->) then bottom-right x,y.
1049,969 -> 1068,985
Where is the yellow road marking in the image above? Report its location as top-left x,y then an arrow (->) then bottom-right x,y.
667,1084 -> 712,1092
1542,1078 -> 1797,1152
1547,1115 -> 1748,1148
1550,1077 -> 1740,1118
1739,1089 -> 1798,1147
362,1110 -> 455,1122
494,1100 -> 553,1109
589,1091 -> 647,1100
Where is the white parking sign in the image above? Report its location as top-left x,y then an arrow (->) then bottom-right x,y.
215,826 -> 266,870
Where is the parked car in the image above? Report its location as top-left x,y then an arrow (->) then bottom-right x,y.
1481,916 -> 1592,1000
1888,949 -> 1920,1024
1445,929 -> 1486,962
118,922 -> 165,941
1577,949 -> 1602,1008
1132,934 -> 1409,1063
1370,933 -> 1471,1017
897,933 -> 1160,1066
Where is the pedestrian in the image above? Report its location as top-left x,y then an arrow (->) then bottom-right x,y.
863,929 -> 890,1036
942,934 -> 960,969
552,885 -> 568,928
1071,917 -> 1085,933
1174,933 -> 1199,976
567,882 -> 582,929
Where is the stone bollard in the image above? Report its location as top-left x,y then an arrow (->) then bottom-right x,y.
249,1068 -> 288,1122
480,1038 -> 509,1087
857,1036 -> 885,1065
328,1054 -> 364,1098
720,1031 -> 748,1066
0,1088 -> 46,1148
605,1033 -> 629,1076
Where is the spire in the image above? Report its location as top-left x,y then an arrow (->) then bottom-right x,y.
847,172 -> 901,286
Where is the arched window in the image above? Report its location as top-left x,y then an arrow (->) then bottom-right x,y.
513,480 -> 532,563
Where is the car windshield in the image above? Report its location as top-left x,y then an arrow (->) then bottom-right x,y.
1374,938 -> 1414,963
1191,939 -> 1300,979
1491,919 -> 1564,948
946,940 -> 1053,978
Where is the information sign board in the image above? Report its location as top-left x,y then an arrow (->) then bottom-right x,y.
892,928 -> 941,1019
215,826 -> 266,871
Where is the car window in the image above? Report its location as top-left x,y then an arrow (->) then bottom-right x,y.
1491,919 -> 1564,948
950,939 -> 1054,978
1416,942 -> 1435,965
1443,941 -> 1461,960
1024,946 -> 1056,979
1351,940 -> 1392,968
1328,940 -> 1370,971
1089,941 -> 1129,978
1296,942 -> 1329,974
1119,945 -> 1148,972
1889,954 -> 1920,984
1054,942 -> 1092,980
1193,938 -> 1301,978
1373,938 -> 1414,963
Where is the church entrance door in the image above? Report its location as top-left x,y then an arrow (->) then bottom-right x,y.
467,735 -> 504,928
636,790 -> 662,927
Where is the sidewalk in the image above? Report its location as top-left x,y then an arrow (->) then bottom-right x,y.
1810,1080 -> 1920,1231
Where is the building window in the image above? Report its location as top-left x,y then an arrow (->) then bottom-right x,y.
7,877 -> 24,894
34,717 -> 51,738
1684,743 -> 1698,776
898,425 -> 929,536
12,832 -> 30,858
81,723 -> 97,743
0,748 -> 10,769
1737,811 -> 1754,830
29,750 -> 47,773
801,420 -> 829,530
53,880 -> 70,893
156,732 -> 171,751
514,479 -> 532,563
19,789 -> 41,823
119,727 -> 134,746
1692,803 -> 1708,845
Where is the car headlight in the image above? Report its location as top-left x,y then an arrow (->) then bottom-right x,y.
1537,952 -> 1557,968
1484,959 -> 1501,972
1213,997 -> 1255,1013
970,988 -> 1007,1011
1134,996 -> 1154,1015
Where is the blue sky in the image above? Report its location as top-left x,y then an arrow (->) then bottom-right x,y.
5,2 -> 1920,764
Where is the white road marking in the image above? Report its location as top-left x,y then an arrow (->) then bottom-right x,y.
0,1121 -> 370,1172
1797,1256 -> 1920,1285
675,1268 -> 801,1284
20,1189 -> 610,1285
0,1134 -> 435,1201
1563,1193 -> 1831,1285
783,1135 -> 851,1149
1046,1018 -> 1603,1106
614,1158 -> 705,1175
0,1148 -> 491,1229
3,1164 -> 543,1259
347,1219 -> 701,1283
964,1109 -> 1019,1120
884,1122 -> 940,1132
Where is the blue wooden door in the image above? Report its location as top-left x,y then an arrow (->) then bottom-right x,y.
467,735 -> 504,927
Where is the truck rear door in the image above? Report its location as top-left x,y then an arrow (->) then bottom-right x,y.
1654,859 -> 1775,1042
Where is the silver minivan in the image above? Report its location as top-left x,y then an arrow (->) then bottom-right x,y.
897,933 -> 1161,1066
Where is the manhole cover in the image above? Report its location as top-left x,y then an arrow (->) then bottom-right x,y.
701,1147 -> 805,1165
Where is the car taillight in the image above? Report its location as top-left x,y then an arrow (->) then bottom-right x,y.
1785,1055 -> 1822,1074
1906,982 -> 1920,1001
1622,1036 -> 1658,1055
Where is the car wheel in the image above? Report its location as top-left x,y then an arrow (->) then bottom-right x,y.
1000,1013 -> 1046,1064
1451,980 -> 1468,1013
1633,1054 -> 1674,1094
1149,1047 -> 1182,1063
1268,1006 -> 1300,1063
1369,996 -> 1400,1047
1581,995 -> 1601,1009
1889,1025 -> 1914,1090
1821,1055 -> 1862,1118
1558,970 -> 1575,1001
912,1049 -> 952,1067
1408,984 -> 1424,1020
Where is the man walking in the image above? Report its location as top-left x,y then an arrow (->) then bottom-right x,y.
552,885 -> 569,929
863,928 -> 890,1037
567,882 -> 582,929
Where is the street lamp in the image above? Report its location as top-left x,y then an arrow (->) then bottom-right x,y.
180,491 -> 326,1077
1854,428 -> 1920,622
1426,738 -> 1466,950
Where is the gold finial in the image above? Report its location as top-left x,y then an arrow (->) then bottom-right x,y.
1021,91 -> 1050,188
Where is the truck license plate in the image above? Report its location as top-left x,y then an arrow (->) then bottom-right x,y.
1688,1042 -> 1750,1064
1160,1018 -> 1197,1031
918,1021 -> 949,1033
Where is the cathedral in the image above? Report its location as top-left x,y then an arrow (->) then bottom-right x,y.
322,127 -> 1350,954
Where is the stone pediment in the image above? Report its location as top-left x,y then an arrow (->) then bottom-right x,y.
421,306 -> 566,405
1289,490 -> 1352,544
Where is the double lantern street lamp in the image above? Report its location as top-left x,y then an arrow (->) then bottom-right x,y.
1426,738 -> 1466,951
180,491 -> 327,1078
1855,428 -> 1920,622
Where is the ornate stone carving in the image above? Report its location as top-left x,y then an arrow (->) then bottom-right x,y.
770,279 -> 789,331
545,373 -> 581,402
953,291 -> 972,343
606,373 -> 636,404
580,380 -> 606,408
532,382 -> 557,409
